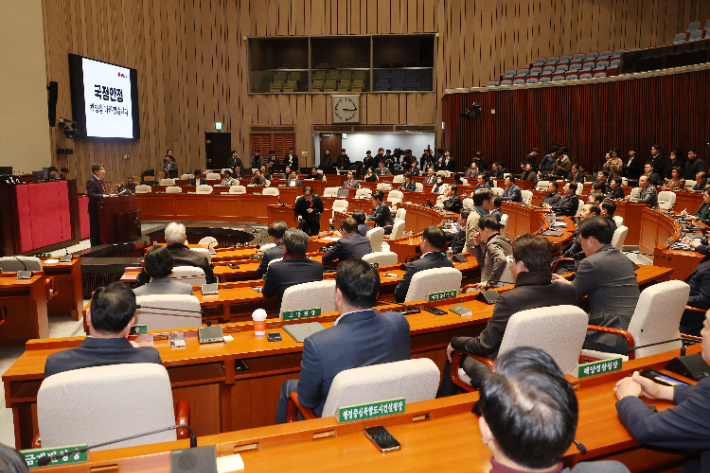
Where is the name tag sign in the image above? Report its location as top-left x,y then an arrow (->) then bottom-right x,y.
130,324 -> 148,335
282,308 -> 321,321
370,262 -> 380,269
337,397 -> 405,423
249,254 -> 262,260
576,357 -> 623,379
21,444 -> 88,469
427,290 -> 457,302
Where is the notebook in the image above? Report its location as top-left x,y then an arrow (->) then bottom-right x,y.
543,230 -> 564,237
283,322 -> 326,343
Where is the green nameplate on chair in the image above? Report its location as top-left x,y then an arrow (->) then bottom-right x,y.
370,262 -> 379,269
576,358 -> 623,379
337,397 -> 405,423
21,444 -> 88,469
252,192 -> 262,195
249,254 -> 262,260
282,308 -> 321,321
427,290 -> 457,302
155,191 -> 164,194
130,324 -> 148,335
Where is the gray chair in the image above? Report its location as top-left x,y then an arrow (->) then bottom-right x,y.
513,79 -> 525,85
404,267 -> 462,303
0,256 -> 43,272
526,77 -> 538,84
487,81 -> 499,87
503,69 -> 516,78
565,74 -> 578,81
596,60 -> 609,68
539,75 -> 552,83
500,79 -> 513,86
688,29 -> 703,41
583,280 -> 690,361
599,50 -> 613,59
572,54 -> 586,62
287,358 -> 440,421
673,33 -> 687,44
612,49 -> 626,57
560,55 -> 573,63
530,67 -> 542,74
586,52 -> 599,60
687,21 -> 701,32
579,72 -> 593,80
281,280 -> 336,316
593,72 -> 607,79
555,64 -> 569,72
37,364 -> 188,450
542,65 -> 555,73
135,294 -> 203,330
546,56 -> 559,64
534,58 -> 546,65
610,59 -> 621,68
516,68 -> 529,76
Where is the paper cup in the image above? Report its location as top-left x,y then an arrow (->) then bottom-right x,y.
252,309 -> 267,336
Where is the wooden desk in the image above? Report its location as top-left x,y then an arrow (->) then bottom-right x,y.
42,257 -> 83,320
0,273 -> 48,346
34,343 -> 697,473
133,194 -> 279,224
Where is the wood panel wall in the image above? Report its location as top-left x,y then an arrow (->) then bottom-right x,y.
442,66 -> 710,173
41,0 -> 710,186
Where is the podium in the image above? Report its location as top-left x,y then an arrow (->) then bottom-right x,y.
98,194 -> 141,244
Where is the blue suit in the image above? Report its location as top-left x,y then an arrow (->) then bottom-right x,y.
501,184 -> 522,203
276,309 -> 411,422
322,234 -> 372,263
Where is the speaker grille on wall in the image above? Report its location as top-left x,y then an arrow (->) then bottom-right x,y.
47,81 -> 58,127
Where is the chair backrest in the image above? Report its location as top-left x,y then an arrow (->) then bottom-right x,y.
135,185 -> 152,193
392,174 -> 405,183
499,305 -> 589,374
180,174 -> 193,180
332,199 -> 349,213
630,187 -> 641,199
377,183 -> 393,191
657,191 -> 676,210
281,280 -> 336,316
262,187 -> 279,195
135,294 -> 203,330
165,186 -> 182,193
264,179 -> 271,187
611,225 -> 628,251
198,236 -> 218,248
362,251 -> 399,267
388,190 -> 403,204
159,178 -> 175,186
190,247 -> 212,263
206,172 -> 221,180
685,180 -> 696,189
366,227 -> 385,252
0,256 -> 43,272
520,190 -> 533,206
535,180 -> 550,191
395,208 -> 406,221
487,81 -> 499,87
612,215 -> 624,227
405,267 -> 462,302
196,185 -> 213,194
356,188 -> 373,198
490,187 -> 504,196
229,185 -> 246,194
574,199 -> 584,217
323,187 -> 338,197
415,182 -> 423,191
500,214 -> 509,228
259,243 -> 276,252
390,220 -> 406,240
627,280 -> 690,358
462,198 -> 473,210
321,359 -> 440,417
37,364 -> 177,450
500,79 -> 512,86
170,266 -> 206,285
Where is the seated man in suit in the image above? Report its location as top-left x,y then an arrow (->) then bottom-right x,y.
438,184 -> 463,214
375,161 -> 391,176
398,172 -> 417,192
432,175 -> 448,193
547,182 -> 580,216
615,309 -> 710,472
306,167 -> 325,181
606,176 -> 625,200
250,170 -> 266,186
490,162 -> 507,179
394,226 -> 455,303
124,176 -> 137,193
257,220 -> 287,278
423,167 -> 436,184
323,218 -> 372,263
188,169 -> 206,186
692,172 -> 708,192
542,181 -> 562,207
44,282 -> 162,377
520,163 -> 537,182
553,217 -> 640,353
625,175 -> 658,209
450,210 -> 469,255
342,171 -> 360,189
352,210 -> 370,237
679,242 -> 710,335
276,259 -> 411,423
479,347 -> 629,473
680,188 -> 710,226
260,166 -> 272,181
294,186 -> 324,236
286,171 -> 302,187
559,202 -> 601,260
642,163 -> 663,187
600,199 -> 617,220
500,176 -> 522,203
440,235 -> 578,393
465,189 -> 494,251
133,246 -> 193,296
262,228 -> 324,313
134,222 -> 217,288
367,190 -> 394,233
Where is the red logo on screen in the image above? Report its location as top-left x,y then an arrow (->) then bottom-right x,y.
117,72 -> 127,79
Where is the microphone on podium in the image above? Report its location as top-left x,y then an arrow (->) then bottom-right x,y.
37,424 -> 197,467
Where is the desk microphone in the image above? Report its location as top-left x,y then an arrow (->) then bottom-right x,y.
573,439 -> 587,455
37,424 -> 196,466
625,338 -> 685,355
136,305 -> 212,325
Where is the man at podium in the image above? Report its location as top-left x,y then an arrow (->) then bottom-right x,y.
86,163 -> 109,246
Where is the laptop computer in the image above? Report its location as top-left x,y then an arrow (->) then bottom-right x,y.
337,188 -> 350,198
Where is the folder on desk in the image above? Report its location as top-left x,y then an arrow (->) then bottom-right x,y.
283,322 -> 326,343
543,230 -> 564,237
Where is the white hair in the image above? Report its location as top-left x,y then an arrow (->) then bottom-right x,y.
165,222 -> 187,245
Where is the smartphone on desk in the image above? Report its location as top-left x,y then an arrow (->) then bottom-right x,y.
252,286 -> 262,293
228,263 -> 240,269
364,426 -> 401,453
640,370 -> 689,387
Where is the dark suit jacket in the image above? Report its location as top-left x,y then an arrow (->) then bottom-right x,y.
296,309 -> 411,417
551,193 -> 579,216
491,168 -> 506,178
399,180 -> 416,192
369,202 -> 394,228
684,157 -> 705,181
134,243 -> 217,288
394,252 -> 455,303
450,272 -> 579,359
257,241 -> 284,277
133,277 -> 193,296
283,154 -> 298,170
322,234 -> 372,263
294,195 -> 324,223
607,186 -> 625,200
342,179 -> 360,189
227,156 -> 243,171
501,184 -> 522,203
680,259 -> 710,335
616,377 -> 710,472
86,176 -> 106,215
648,153 -> 666,178
450,229 -> 467,254
336,154 -> 350,169
44,337 -> 162,378
357,223 -> 370,237
474,181 -> 493,190
636,185 -> 658,209
262,257 -> 324,312
443,194 -> 463,213
572,245 -> 640,353
189,177 -> 206,186
543,192 -> 562,206
423,175 -> 437,184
